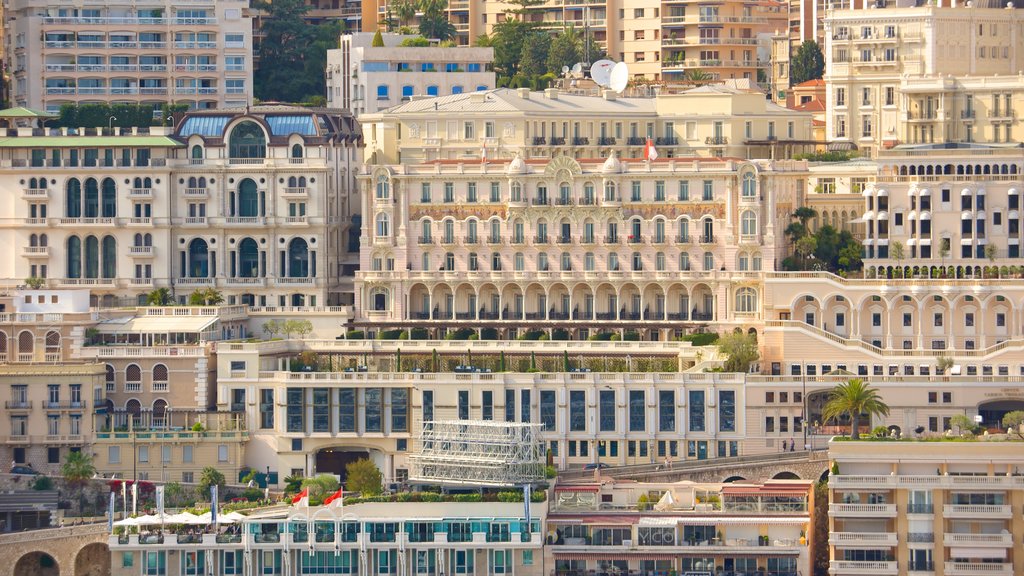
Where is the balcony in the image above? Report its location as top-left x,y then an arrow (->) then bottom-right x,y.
549,137 -> 566,146
129,188 -> 153,198
698,235 -> 716,244
129,246 -> 154,257
53,217 -> 114,226
656,136 -> 678,146
4,401 -> 31,410
418,236 -> 433,245
943,504 -> 1011,519
598,137 -> 616,145
829,532 -> 897,546
283,187 -> 308,197
946,563 -> 1011,576
184,188 -> 208,198
223,217 -> 266,226
626,137 -> 646,146
21,187 -> 48,199
829,503 -> 896,517
943,532 -> 1013,546
828,561 -> 897,575
22,246 -> 50,258
705,136 -> 729,146
572,137 -> 590,146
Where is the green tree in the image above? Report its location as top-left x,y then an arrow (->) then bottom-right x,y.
821,379 -> 890,439
684,69 -> 714,84
417,0 -> 456,40
949,414 -> 978,436
164,481 -> 185,507
518,32 -> 551,78
197,466 -> 226,496
301,474 -> 341,505
717,331 -> 760,373
146,288 -> 174,306
546,27 -> 581,74
812,481 -> 830,575
62,450 -> 96,514
1001,410 -> 1024,438
24,277 -> 46,289
262,320 -> 282,339
392,0 -> 417,28
795,236 -> 818,267
253,0 -> 342,103
345,458 -> 383,496
790,40 -> 825,86
371,30 -> 385,47
188,288 -> 224,306
890,240 -> 905,272
488,20 -> 534,80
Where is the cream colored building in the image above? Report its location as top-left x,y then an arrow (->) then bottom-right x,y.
326,33 -> 495,117
0,106 -> 361,308
828,439 -> 1024,576
824,3 -> 1024,157
4,0 -> 254,112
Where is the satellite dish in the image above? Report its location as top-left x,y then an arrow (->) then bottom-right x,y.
609,62 -> 629,93
591,59 -> 615,87
561,65 -> 570,75
571,62 -> 583,76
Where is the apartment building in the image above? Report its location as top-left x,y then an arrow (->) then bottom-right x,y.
109,501 -> 545,576
828,440 -> 1024,576
326,33 -> 494,116
824,1 -> 1024,156
547,479 -> 812,575
360,0 -> 784,81
3,0 -> 253,112
0,106 -> 361,308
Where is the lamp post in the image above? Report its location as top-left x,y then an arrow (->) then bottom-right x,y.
108,116 -> 117,133
802,361 -> 808,451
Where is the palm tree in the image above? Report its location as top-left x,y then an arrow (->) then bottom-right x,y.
393,0 -> 417,28
62,450 -> 96,514
684,69 -> 714,84
821,379 -> 890,440
146,287 -> 173,306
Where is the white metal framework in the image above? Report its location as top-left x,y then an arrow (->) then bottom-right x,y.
409,420 -> 545,487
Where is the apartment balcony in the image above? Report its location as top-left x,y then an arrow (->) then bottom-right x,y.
990,109 -> 1015,121
129,246 -> 154,257
129,188 -> 153,198
829,503 -> 897,517
943,533 -> 1013,547
828,561 -> 897,576
53,278 -> 116,288
174,278 -> 215,287
829,532 -> 897,546
705,136 -> 729,146
4,401 -> 32,410
127,217 -> 152,226
184,187 -> 208,198
181,217 -> 207,226
223,216 -> 267,226
945,563 -> 1011,576
223,277 -> 266,288
129,278 -> 154,288
22,246 -> 50,258
832,475 -> 1024,490
283,216 -> 308,225
283,187 -> 308,197
21,187 -> 48,199
943,504 -> 1012,519
52,217 -> 115,226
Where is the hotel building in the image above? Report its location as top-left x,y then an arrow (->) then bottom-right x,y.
3,0 -> 254,112
828,439 -> 1024,576
547,479 -> 812,575
0,106 -> 361,308
824,1 -> 1024,156
326,33 -> 495,117
109,501 -> 545,576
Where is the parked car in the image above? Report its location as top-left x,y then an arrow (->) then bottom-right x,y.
10,465 -> 39,475
583,463 -> 609,470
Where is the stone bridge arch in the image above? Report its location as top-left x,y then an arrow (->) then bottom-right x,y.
0,524 -> 108,576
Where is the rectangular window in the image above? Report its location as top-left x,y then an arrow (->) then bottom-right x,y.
688,390 -> 705,432
569,390 -> 585,431
422,390 -> 434,423
312,388 -> 329,432
540,391 -> 555,430
719,390 -> 735,432
520,390 -> 531,423
259,389 -> 274,429
505,389 -> 515,422
599,390 -> 616,432
658,390 -> 675,432
391,389 -> 408,431
339,388 -> 356,432
286,388 -> 304,433
365,388 -> 382,432
629,390 -> 645,432
458,390 -> 469,420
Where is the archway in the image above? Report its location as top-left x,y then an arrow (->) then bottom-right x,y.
772,471 -> 801,480
315,447 -> 373,483
14,551 -> 59,576
978,399 -> 1024,429
75,543 -> 110,576
722,475 -> 747,483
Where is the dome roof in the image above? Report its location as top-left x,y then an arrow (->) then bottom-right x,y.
601,154 -> 622,174
506,154 -> 526,174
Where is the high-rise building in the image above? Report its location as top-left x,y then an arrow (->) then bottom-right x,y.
3,0 -> 254,112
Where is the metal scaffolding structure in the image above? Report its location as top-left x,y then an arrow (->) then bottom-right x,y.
409,420 -> 546,487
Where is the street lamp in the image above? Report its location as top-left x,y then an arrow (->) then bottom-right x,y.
108,116 -> 117,133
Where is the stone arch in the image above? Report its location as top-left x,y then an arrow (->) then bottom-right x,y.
74,542 -> 109,576
772,471 -> 801,480
722,475 -> 747,483
14,551 -> 59,576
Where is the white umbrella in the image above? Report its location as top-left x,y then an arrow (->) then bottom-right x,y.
113,517 -> 139,527
135,514 -> 164,525
224,511 -> 247,522
164,512 -> 200,524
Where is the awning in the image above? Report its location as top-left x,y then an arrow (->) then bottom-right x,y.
961,210 -> 973,219
908,210 -> 917,219
907,239 -> 917,246
677,517 -> 809,525
828,141 -> 858,152
976,210 -> 986,219
951,548 -> 1006,559
977,188 -> 986,195
95,316 -> 218,334
862,210 -> 875,219
919,188 -> 931,196
876,211 -> 888,220
961,238 -> 973,245
1009,188 -> 1019,196
554,485 -> 599,492
919,238 -> 931,245
1009,210 -> 1019,219
876,189 -> 888,197
962,188 -> 973,196
920,211 -> 932,220
638,517 -> 679,527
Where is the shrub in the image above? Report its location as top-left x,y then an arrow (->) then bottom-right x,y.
481,328 -> 498,340
679,332 -> 720,346
410,328 -> 429,340
346,330 -> 365,339
623,331 -> 640,341
551,328 -> 570,341
519,330 -> 545,341
379,329 -> 403,340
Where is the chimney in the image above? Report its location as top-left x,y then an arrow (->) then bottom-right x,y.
517,87 -> 530,99
544,88 -> 558,100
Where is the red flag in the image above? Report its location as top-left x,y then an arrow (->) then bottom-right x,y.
291,488 -> 309,506
645,137 -> 659,161
323,488 -> 344,507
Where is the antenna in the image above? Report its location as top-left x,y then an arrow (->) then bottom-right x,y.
609,62 -> 629,93
561,65 -> 570,76
571,63 -> 583,76
591,59 -> 615,87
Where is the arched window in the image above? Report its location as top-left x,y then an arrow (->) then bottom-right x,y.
67,236 -> 82,278
656,251 -> 666,271
421,252 -> 431,271
152,364 -> 168,388
742,171 -> 756,198
101,178 -> 116,217
371,288 -> 389,311
703,251 -> 714,271
443,219 -> 454,243
452,85 -> 464,95
679,252 -> 691,271
288,238 -> 309,278
655,219 -> 666,243
39,234 -> 47,247
402,85 -> 414,100
739,253 -> 750,271
84,178 -> 99,218
143,234 -> 152,246
188,238 -> 209,278
17,331 -> 33,356
105,364 -> 115,390
101,235 -> 116,278
376,84 -> 389,100
66,178 -> 82,217
238,179 -> 259,217
125,364 -> 142,391
678,219 -> 690,242
45,331 -> 60,354
152,399 -> 168,426
291,144 -> 303,159
426,85 -> 439,97
420,220 -> 432,242
376,175 -> 390,200
467,219 -> 478,243
736,287 -> 757,312
376,213 -> 390,237
238,238 -> 260,278
30,234 -> 39,247
741,211 -> 757,236
444,252 -> 455,270
489,219 -> 500,242
188,176 -> 198,188
288,176 -> 298,187
84,235 -> 99,278
228,121 -> 267,159
191,145 -> 203,159
753,253 -> 762,271
0,332 -> 6,361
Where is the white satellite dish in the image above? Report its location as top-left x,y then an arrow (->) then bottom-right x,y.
609,62 -> 629,93
561,65 -> 570,75
590,59 -> 615,87
571,62 -> 583,76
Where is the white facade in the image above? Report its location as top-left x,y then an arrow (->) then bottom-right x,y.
327,33 -> 494,117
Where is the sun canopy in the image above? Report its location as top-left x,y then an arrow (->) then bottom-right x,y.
95,316 -> 218,334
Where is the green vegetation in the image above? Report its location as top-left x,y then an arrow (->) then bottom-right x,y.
56,102 -> 187,128
371,30 -> 385,47
145,288 -> 174,306
263,319 -> 313,339
300,474 -> 341,506
480,22 -> 604,89
782,207 -> 863,275
23,277 -> 46,289
677,332 -> 720,346
62,451 -> 96,513
399,36 -> 431,47
253,0 -> 344,104
417,0 -> 456,41
345,458 -> 383,496
717,331 -> 759,373
790,40 -> 824,86
822,379 -> 890,440
188,288 -> 224,306
1003,411 -> 1024,439
197,467 -> 226,495
793,150 -> 859,162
